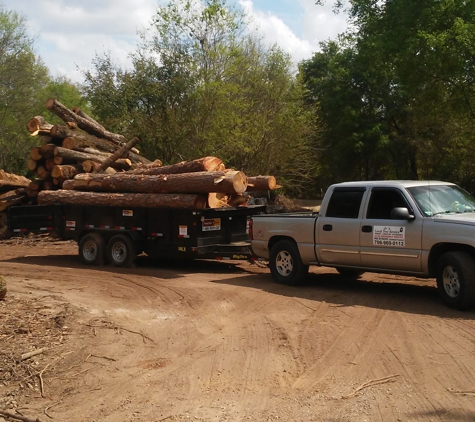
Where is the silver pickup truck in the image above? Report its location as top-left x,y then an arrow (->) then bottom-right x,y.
250,180 -> 475,310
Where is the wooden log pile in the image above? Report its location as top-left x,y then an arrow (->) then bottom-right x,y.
0,170 -> 32,236
4,97 -> 280,214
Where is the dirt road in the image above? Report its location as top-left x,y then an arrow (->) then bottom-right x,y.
1,236 -> 475,422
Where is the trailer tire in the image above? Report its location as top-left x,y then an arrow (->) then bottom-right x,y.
436,251 -> 475,310
79,233 -> 106,265
269,240 -> 309,286
107,234 -> 136,267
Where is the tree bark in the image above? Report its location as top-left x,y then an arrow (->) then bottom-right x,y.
0,170 -> 31,191
95,137 -> 140,173
72,106 -> 106,131
0,189 -> 27,211
245,176 -> 277,191
46,98 -> 128,146
127,156 -> 224,175
54,147 -> 132,170
30,147 -> 42,161
37,190 -> 207,209
38,143 -> 57,159
70,171 -> 247,194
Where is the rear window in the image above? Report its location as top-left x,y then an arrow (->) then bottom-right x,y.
325,188 -> 365,219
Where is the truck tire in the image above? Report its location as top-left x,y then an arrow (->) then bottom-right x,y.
79,233 -> 106,265
107,234 -> 136,267
436,251 -> 475,310
269,240 -> 309,286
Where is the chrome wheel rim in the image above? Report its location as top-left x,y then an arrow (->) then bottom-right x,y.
275,250 -> 293,277
442,265 -> 461,298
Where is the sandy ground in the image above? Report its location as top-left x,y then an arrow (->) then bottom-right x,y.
1,235 -> 475,422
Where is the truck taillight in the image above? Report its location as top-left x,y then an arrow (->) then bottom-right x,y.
248,218 -> 253,240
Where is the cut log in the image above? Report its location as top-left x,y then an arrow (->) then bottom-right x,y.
82,160 -> 117,174
0,170 -> 31,191
30,147 -> 42,161
51,164 -> 83,180
0,189 -> 27,211
61,135 -> 149,165
208,193 -> 230,208
245,176 -> 277,192
70,171 -> 247,194
27,158 -> 40,172
45,158 -> 56,171
94,137 -> 140,173
72,107 -> 106,131
54,147 -> 132,170
38,143 -> 57,159
127,156 -> 224,175
26,116 -> 53,136
37,190 -> 207,209
46,98 -> 128,146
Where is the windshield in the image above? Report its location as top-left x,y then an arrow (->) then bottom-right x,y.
407,185 -> 475,217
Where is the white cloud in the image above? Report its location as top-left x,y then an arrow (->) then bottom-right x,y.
239,0 -> 348,65
3,0 -> 349,82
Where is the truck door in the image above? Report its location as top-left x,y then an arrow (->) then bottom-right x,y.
315,187 -> 366,266
359,187 -> 422,272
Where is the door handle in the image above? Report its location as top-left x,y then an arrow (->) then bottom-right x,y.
362,225 -> 372,233
322,224 -> 332,231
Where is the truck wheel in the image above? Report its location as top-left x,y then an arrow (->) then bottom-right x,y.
436,251 -> 475,310
79,233 -> 106,265
269,240 -> 309,286
107,234 -> 136,267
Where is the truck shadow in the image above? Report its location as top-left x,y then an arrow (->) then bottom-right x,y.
212,271 -> 475,319
5,253 -> 475,318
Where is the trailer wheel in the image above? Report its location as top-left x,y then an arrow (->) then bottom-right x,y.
436,251 -> 475,310
107,234 -> 136,267
79,233 -> 106,265
269,240 -> 309,286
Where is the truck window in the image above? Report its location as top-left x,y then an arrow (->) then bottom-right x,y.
325,189 -> 365,219
366,188 -> 409,219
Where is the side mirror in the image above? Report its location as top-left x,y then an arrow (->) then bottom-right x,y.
391,207 -> 415,220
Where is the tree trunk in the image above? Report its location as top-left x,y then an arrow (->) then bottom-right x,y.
127,156 -> 224,175
39,143 -> 57,159
70,171 -> 247,194
0,170 -> 31,191
37,190 -> 207,209
46,98 -> 128,146
95,137 -> 140,173
72,107 -> 106,131
82,160 -> 117,174
245,176 -> 277,191
0,189 -> 27,211
30,147 -> 42,161
54,147 -> 132,170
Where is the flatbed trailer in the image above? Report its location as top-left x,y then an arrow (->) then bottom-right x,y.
7,204 -> 265,266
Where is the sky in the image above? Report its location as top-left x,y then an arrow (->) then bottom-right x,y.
1,0 -> 349,83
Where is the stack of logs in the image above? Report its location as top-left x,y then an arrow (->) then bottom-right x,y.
16,98 -> 279,211
0,171 -> 32,235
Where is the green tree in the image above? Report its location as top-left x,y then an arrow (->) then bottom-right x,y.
0,4 -> 50,174
83,0 -> 319,196
308,0 -> 475,189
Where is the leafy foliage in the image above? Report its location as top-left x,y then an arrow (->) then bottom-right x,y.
306,0 -> 475,192
82,0 -> 319,196
0,4 -> 87,176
